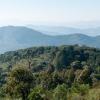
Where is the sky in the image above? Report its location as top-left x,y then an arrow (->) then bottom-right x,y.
0,0 -> 100,27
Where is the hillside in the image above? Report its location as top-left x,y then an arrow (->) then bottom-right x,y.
0,45 -> 100,71
0,26 -> 100,53
0,26 -> 52,53
0,45 -> 99,100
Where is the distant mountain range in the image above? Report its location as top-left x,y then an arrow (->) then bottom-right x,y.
0,26 -> 100,53
27,25 -> 100,36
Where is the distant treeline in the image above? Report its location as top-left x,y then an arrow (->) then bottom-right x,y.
0,45 -> 100,71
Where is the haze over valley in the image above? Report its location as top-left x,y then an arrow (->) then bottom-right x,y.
0,25 -> 100,53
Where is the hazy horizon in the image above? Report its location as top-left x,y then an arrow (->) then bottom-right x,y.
0,0 -> 100,28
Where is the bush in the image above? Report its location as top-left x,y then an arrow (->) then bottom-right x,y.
71,83 -> 89,96
28,85 -> 47,100
53,84 -> 68,100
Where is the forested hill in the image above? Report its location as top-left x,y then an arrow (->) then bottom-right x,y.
0,45 -> 100,100
0,45 -> 100,72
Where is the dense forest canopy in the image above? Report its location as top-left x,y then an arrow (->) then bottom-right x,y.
0,45 -> 100,71
0,45 -> 99,100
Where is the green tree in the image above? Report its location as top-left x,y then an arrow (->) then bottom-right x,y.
5,67 -> 34,100
28,85 -> 47,100
71,61 -> 82,70
71,83 -> 89,96
53,50 -> 68,71
53,84 -> 68,100
77,67 -> 93,85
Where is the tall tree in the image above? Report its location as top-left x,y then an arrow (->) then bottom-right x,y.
5,67 -> 34,100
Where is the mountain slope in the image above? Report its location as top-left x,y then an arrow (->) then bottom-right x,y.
0,26 -> 100,53
0,26 -> 53,53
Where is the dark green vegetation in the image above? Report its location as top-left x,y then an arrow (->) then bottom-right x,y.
0,45 -> 100,100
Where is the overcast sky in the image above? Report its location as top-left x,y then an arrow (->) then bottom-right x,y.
0,0 -> 100,27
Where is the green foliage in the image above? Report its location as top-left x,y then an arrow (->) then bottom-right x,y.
28,85 -> 47,100
71,83 -> 89,95
94,74 -> 100,80
53,84 -> 68,100
5,67 -> 34,100
86,88 -> 100,100
0,87 -> 6,98
78,67 -> 93,85
0,45 -> 100,73
53,49 -> 68,70
0,45 -> 99,100
71,61 -> 82,69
